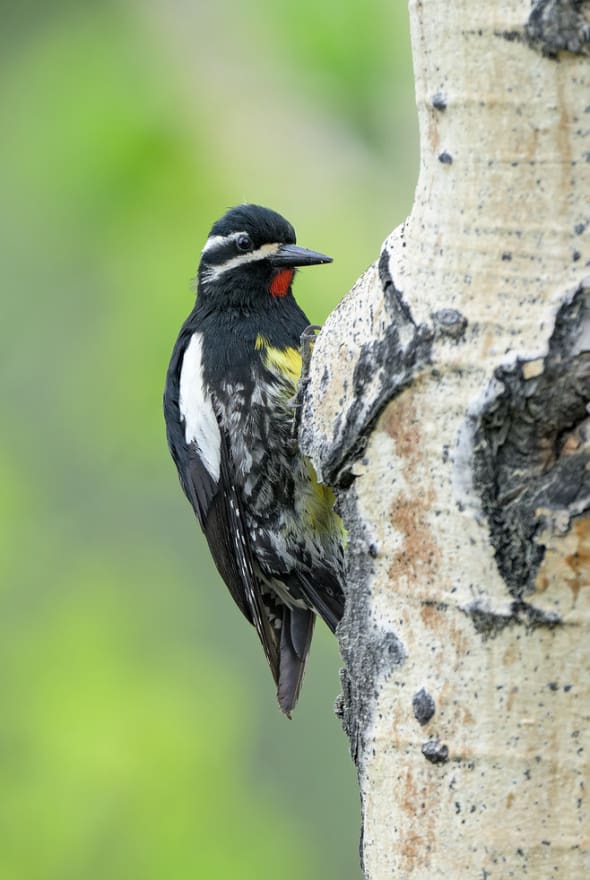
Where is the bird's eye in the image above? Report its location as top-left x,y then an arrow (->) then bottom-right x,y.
236,234 -> 253,252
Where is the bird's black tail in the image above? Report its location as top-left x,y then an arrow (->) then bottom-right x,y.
277,606 -> 315,717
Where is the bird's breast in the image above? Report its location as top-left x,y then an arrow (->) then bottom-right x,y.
212,343 -> 303,515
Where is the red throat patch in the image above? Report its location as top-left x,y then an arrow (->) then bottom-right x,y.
269,269 -> 294,298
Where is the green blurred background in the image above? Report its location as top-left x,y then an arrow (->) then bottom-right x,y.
0,2 -> 417,877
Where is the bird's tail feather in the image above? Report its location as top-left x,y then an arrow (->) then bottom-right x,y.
277,606 -> 315,716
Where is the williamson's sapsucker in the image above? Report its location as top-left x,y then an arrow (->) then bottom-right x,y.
164,204 -> 345,715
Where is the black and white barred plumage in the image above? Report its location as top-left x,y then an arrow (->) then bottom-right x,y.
164,205 -> 345,715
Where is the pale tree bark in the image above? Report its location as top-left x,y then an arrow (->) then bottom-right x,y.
301,1 -> 590,877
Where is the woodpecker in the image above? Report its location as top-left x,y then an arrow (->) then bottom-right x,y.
164,204 -> 345,715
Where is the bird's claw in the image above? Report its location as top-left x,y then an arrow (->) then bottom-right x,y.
289,324 -> 321,453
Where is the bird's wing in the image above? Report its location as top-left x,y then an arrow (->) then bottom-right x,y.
165,329 -> 321,713
211,434 -> 320,715
164,331 -> 280,680
190,429 -> 283,683
284,568 -> 344,634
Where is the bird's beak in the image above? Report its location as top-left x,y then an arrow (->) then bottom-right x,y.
270,243 -> 333,267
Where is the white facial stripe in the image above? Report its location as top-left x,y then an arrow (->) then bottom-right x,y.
179,333 -> 221,481
201,232 -> 238,254
201,241 -> 281,282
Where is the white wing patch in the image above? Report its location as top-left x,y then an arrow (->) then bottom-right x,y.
179,333 -> 221,481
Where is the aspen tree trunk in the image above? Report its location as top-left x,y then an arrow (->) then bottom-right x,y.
301,2 -> 590,877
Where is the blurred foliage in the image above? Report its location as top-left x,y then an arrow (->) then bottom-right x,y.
0,1 -> 417,878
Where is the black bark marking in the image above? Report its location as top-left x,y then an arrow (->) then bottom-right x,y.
333,490 -> 407,879
463,599 -> 562,637
337,628 -> 406,763
421,738 -> 449,764
432,92 -> 448,111
432,308 -> 468,341
319,249 -> 433,486
412,688 -> 436,725
496,0 -> 590,56
472,282 -> 590,596
499,29 -> 524,43
526,0 -> 590,57
335,491 -> 406,771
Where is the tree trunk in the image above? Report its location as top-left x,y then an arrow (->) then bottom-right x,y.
301,1 -> 590,877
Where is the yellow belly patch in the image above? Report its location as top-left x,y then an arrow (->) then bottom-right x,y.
255,335 -> 302,384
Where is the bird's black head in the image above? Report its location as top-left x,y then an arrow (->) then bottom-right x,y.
197,204 -> 332,310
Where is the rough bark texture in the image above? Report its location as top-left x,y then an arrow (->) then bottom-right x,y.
301,1 -> 590,877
